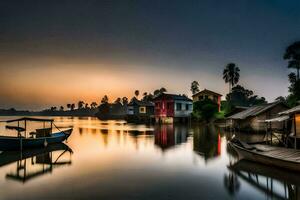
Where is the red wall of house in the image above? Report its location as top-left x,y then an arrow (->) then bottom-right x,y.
154,99 -> 174,117
217,96 -> 221,112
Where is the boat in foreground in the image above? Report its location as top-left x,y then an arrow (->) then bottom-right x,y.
229,138 -> 300,172
0,117 -> 73,150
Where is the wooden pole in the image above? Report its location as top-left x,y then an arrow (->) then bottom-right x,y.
294,115 -> 297,149
50,122 -> 53,135
24,119 -> 26,138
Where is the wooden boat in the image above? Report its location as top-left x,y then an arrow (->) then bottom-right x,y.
229,138 -> 300,172
0,117 -> 73,150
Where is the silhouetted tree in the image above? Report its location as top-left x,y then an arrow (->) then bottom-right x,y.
190,81 -> 200,95
134,90 -> 140,99
101,95 -> 109,104
90,102 -> 98,109
67,104 -> 71,110
122,97 -> 129,105
70,103 -> 75,111
287,72 -> 300,106
85,103 -> 89,109
275,96 -> 286,102
115,97 -> 122,104
223,63 -> 240,93
226,85 -> 267,107
284,41 -> 300,80
60,106 -> 64,111
142,93 -> 154,101
153,89 -> 160,96
78,101 -> 85,109
50,106 -> 57,111
154,87 -> 167,96
160,87 -> 167,93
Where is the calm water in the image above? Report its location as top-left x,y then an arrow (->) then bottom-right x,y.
0,116 -> 299,200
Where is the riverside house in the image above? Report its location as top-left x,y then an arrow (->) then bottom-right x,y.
192,89 -> 222,111
126,97 -> 154,123
153,93 -> 193,123
278,105 -> 300,138
227,101 -> 289,132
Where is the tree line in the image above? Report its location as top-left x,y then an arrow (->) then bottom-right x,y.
190,40 -> 300,121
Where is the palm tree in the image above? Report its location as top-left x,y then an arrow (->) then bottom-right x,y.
67,104 -> 71,110
122,97 -> 128,105
114,97 -> 121,104
284,41 -> 300,80
78,101 -> 85,109
190,81 -> 200,95
223,63 -> 240,93
70,103 -> 75,111
101,95 -> 109,104
134,90 -> 139,99
90,102 -> 98,109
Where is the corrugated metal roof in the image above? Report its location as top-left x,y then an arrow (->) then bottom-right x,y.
279,105 -> 300,115
264,115 -> 289,122
227,102 -> 285,120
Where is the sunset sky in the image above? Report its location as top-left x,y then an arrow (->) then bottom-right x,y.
1,0 -> 300,110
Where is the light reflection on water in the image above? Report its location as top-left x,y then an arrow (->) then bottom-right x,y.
0,116 -> 299,199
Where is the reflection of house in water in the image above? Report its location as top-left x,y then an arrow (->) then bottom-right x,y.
193,126 -> 221,162
2,143 -> 72,183
228,160 -> 300,200
154,125 -> 189,151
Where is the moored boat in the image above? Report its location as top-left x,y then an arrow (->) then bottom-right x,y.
229,138 -> 300,172
0,117 -> 73,150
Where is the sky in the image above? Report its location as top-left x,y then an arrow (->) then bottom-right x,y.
0,0 -> 300,110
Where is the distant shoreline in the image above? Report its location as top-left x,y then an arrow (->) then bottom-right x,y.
0,109 -> 97,117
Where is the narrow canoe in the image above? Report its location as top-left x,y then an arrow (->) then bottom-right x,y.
0,128 -> 72,151
229,140 -> 300,172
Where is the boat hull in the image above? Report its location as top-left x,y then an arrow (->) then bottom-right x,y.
0,128 -> 72,151
229,142 -> 300,172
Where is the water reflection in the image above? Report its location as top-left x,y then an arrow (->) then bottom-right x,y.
0,143 -> 72,183
223,172 -> 240,196
154,124 -> 189,151
0,116 -> 299,199
193,125 -> 221,162
228,155 -> 300,199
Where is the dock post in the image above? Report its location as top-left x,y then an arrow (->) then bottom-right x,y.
294,115 -> 297,149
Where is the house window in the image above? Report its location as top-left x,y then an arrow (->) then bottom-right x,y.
139,106 -> 146,113
176,103 -> 182,111
205,95 -> 209,99
185,104 -> 189,110
199,95 -> 204,100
